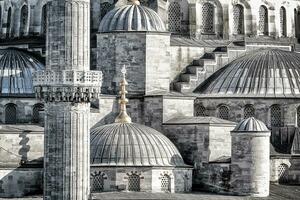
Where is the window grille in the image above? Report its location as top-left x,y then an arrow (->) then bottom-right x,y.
128,174 -> 140,191
270,105 -> 282,127
5,104 -> 16,124
100,2 -> 113,20
41,5 -> 48,35
202,3 -> 214,34
168,2 -> 181,33
218,105 -> 229,120
195,104 -> 206,117
6,8 -> 11,38
233,4 -> 244,34
244,104 -> 255,119
32,104 -> 44,123
161,174 -> 171,192
20,5 -> 28,37
278,164 -> 289,183
280,7 -> 287,37
91,172 -> 106,192
259,5 -> 268,35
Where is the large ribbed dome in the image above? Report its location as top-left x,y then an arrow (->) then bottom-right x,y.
195,49 -> 300,98
0,48 -> 45,96
99,4 -> 166,32
90,123 -> 186,167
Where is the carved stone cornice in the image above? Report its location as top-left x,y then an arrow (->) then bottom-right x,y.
33,70 -> 102,103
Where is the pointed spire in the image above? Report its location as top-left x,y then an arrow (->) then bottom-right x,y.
115,65 -> 132,123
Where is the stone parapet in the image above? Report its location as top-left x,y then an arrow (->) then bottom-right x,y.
33,70 -> 102,102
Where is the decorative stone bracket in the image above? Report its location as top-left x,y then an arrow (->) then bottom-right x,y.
33,70 -> 103,103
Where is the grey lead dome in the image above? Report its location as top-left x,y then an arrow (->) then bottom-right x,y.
232,117 -> 269,132
0,48 -> 45,96
195,49 -> 300,97
99,4 -> 166,32
90,123 -> 186,167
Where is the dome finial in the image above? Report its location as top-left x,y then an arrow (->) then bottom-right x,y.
130,0 -> 140,5
115,65 -> 132,123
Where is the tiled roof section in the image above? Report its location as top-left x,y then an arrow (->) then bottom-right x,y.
0,48 -> 45,96
99,5 -> 165,32
90,123 -> 187,167
164,116 -> 236,125
232,117 -> 269,132
195,49 -> 300,98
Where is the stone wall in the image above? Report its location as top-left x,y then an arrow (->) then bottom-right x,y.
90,166 -> 192,193
97,32 -> 170,95
196,98 -> 300,127
0,168 -> 43,198
0,98 -> 43,124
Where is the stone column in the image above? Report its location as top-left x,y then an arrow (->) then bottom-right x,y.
230,118 -> 271,197
33,0 -> 102,199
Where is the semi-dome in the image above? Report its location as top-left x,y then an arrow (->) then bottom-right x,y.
0,48 -> 45,96
232,117 -> 269,132
99,3 -> 166,32
90,123 -> 186,166
194,49 -> 300,98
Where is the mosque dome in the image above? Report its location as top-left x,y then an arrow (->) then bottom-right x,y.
194,49 -> 300,98
90,122 -> 186,166
232,117 -> 269,132
90,66 -> 185,167
0,48 -> 45,96
99,1 -> 166,32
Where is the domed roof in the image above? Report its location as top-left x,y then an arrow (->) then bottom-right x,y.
90,123 -> 186,166
194,49 -> 300,98
0,48 -> 45,96
99,3 -> 166,32
232,117 -> 269,132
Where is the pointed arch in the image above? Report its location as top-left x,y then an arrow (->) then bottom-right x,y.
280,6 -> 287,37
19,4 -> 29,37
258,5 -> 268,35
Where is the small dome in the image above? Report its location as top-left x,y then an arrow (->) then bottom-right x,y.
99,4 -> 166,32
195,49 -> 300,97
232,117 -> 269,132
90,123 -> 186,167
0,48 -> 45,96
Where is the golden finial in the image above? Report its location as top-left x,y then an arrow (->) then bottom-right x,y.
115,65 -> 132,123
130,0 -> 140,6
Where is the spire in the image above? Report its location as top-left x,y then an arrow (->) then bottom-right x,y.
115,65 -> 132,123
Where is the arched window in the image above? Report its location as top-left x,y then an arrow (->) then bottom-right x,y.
5,103 -> 17,124
278,163 -> 289,183
244,104 -> 255,119
259,5 -> 268,35
280,7 -> 287,37
91,171 -> 106,192
41,4 -> 48,35
0,6 -> 2,35
161,174 -> 171,192
218,105 -> 229,120
168,2 -> 181,33
195,103 -> 206,117
233,4 -> 244,35
100,2 -> 113,20
270,105 -> 282,127
6,8 -> 11,38
19,5 -> 29,37
202,3 -> 215,34
127,174 -> 140,191
32,104 -> 44,123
